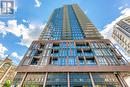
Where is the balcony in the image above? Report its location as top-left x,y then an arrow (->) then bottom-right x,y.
84,52 -> 94,57
39,43 -> 44,49
51,53 -> 59,56
83,49 -> 94,57
76,42 -> 89,48
77,53 -> 83,56
78,57 -> 85,66
53,43 -> 60,48
76,46 -> 90,48
34,50 -> 42,57
49,57 -> 58,65
86,60 -> 97,66
51,49 -> 59,56
30,57 -> 40,65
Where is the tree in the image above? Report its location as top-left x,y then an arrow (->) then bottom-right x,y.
3,80 -> 11,87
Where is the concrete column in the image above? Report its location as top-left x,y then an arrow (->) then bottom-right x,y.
116,73 -> 129,87
89,73 -> 95,87
0,65 -> 12,83
43,72 -> 48,87
67,72 -> 70,87
19,73 -> 27,87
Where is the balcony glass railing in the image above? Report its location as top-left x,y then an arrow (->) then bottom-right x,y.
86,63 -> 97,66
77,53 -> 94,56
76,46 -> 89,48
77,53 -> 83,56
84,53 -> 94,57
52,46 -> 59,49
51,53 -> 59,56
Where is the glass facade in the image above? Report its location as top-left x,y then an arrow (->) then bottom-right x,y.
92,73 -> 121,87
22,40 -> 128,66
68,5 -> 84,40
14,4 -> 130,87
70,73 -> 92,87
46,73 -> 67,87
23,73 -> 45,86
40,4 -> 102,40
13,72 -> 124,87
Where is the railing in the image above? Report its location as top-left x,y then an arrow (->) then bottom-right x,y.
84,53 -> 94,57
76,46 -> 90,48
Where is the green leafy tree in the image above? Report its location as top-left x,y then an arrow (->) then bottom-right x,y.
3,80 -> 11,87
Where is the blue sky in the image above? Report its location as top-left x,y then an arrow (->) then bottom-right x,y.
0,0 -> 130,65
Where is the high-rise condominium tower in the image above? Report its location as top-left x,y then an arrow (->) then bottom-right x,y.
13,4 -> 130,87
112,16 -> 130,56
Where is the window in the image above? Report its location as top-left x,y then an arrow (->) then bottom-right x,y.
51,49 -> 59,56
23,58 -> 30,65
60,49 -> 67,56
93,49 -> 103,56
53,43 -> 59,47
34,50 -> 42,56
59,57 -> 66,66
78,57 -> 85,65
92,73 -> 121,87
97,57 -> 108,65
26,50 -> 31,57
54,49 -> 59,53
107,57 -> 118,65
76,42 -> 85,46
50,57 -> 58,65
106,49 -> 113,56
46,73 -> 67,87
13,73 -> 25,86
68,57 -> 76,66
86,58 -> 96,65
71,49 -> 76,56
24,73 -> 45,86
30,50 -> 37,57
83,49 -> 93,57
61,42 -> 67,48
77,49 -> 82,56
39,43 -> 44,49
100,43 -> 106,48
32,43 -> 39,49
70,73 -> 92,87
31,57 -> 39,65
68,42 -> 75,48
76,42 -> 89,48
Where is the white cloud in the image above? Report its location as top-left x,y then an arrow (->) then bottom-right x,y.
22,19 -> 28,23
100,8 -> 130,60
0,43 -> 22,65
18,23 -> 46,47
7,20 -> 26,37
0,19 -> 46,47
0,20 -> 27,37
118,6 -> 123,10
11,52 -> 22,60
0,21 -> 6,37
101,8 -> 130,39
0,43 -> 8,59
84,10 -> 87,14
34,0 -> 41,7
118,4 -> 128,10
